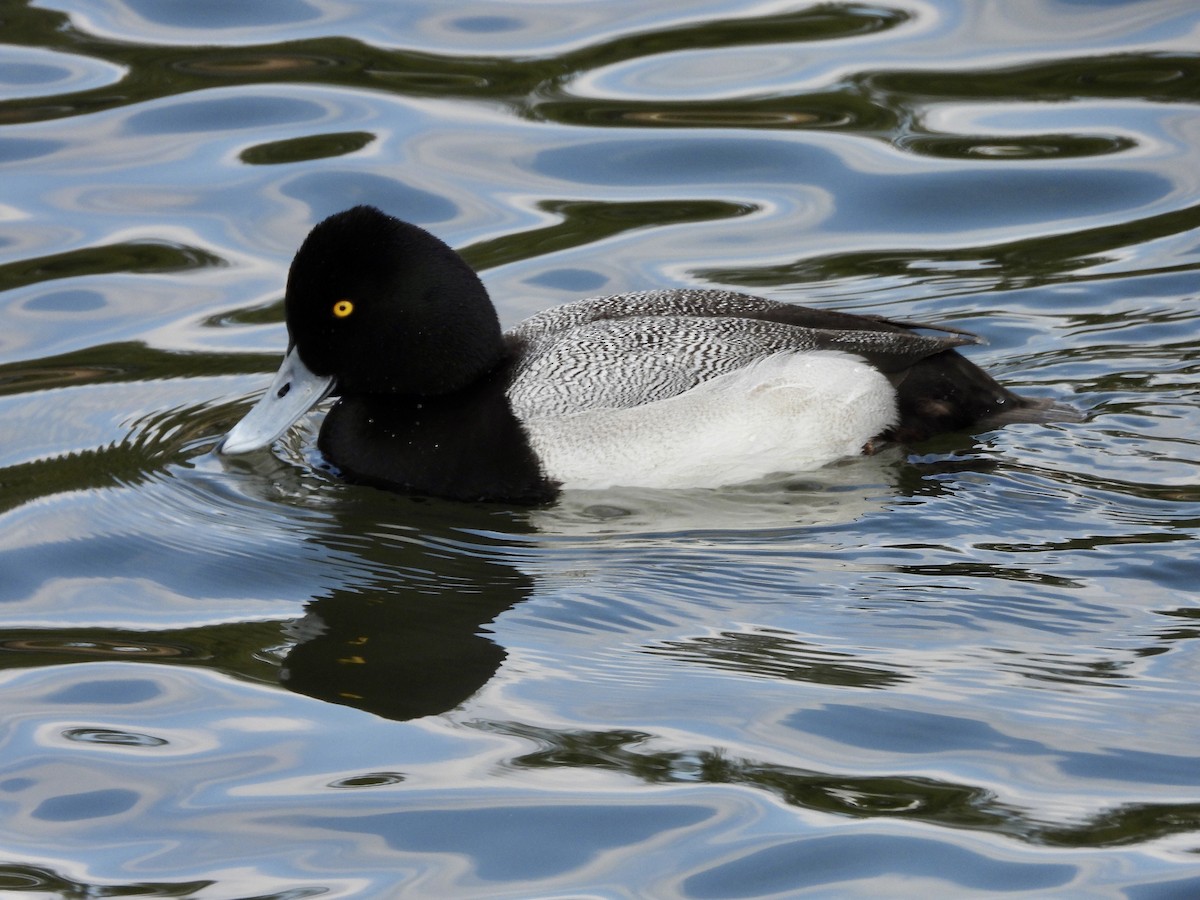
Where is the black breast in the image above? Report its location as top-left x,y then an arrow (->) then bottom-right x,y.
317,369 -> 556,504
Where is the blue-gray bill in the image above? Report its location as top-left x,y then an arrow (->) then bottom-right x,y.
219,347 -> 334,454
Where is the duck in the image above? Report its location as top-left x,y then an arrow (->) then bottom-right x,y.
219,205 -> 1061,503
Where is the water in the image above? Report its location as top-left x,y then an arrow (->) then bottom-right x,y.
1,0 -> 1199,896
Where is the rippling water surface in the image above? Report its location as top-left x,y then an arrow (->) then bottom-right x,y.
2,0 -> 1199,896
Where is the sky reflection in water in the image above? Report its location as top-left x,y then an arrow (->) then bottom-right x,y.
0,0 -> 1199,896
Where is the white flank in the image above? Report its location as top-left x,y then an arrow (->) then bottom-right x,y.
522,351 -> 898,490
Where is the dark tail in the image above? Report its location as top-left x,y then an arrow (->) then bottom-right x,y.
886,348 -> 1078,444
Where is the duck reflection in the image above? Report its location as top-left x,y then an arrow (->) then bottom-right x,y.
279,570 -> 523,721
272,494 -> 536,721
272,455 -> 912,721
0,438 -> 987,723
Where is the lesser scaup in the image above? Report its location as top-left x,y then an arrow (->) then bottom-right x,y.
219,205 -> 1062,502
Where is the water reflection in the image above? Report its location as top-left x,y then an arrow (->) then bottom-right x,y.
248,450 -> 915,719
278,170 -> 458,226
278,513 -> 536,720
238,130 -> 375,165
680,833 -> 1077,896
272,457 -> 914,719
0,396 -> 909,723
1,0 -> 1199,892
0,45 -> 124,101
0,370 -> 1167,733
490,717 -> 1200,851
700,200 -> 1200,290
645,629 -> 907,688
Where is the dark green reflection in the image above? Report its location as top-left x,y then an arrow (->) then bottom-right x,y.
0,623 -> 280,683
205,300 -> 284,329
529,93 -> 892,132
460,198 -> 754,271
898,133 -> 1136,161
0,343 -> 279,398
495,723 -> 1200,848
865,53 -> 1200,105
0,448 -> 167,515
498,724 -> 1013,831
0,242 -> 223,294
0,863 -> 211,898
699,201 -> 1200,290
0,487 -> 535,721
1038,802 -> 1200,848
4,0 -> 1191,180
645,630 -> 905,688
0,3 -> 910,126
239,130 -> 375,165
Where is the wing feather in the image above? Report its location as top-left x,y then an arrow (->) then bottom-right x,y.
504,290 -> 973,418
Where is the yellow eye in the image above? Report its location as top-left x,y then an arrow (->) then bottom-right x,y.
332,299 -> 354,319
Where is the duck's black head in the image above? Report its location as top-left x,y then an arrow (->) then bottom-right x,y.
284,205 -> 504,397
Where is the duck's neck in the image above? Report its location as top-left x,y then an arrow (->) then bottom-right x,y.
320,369 -> 556,503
